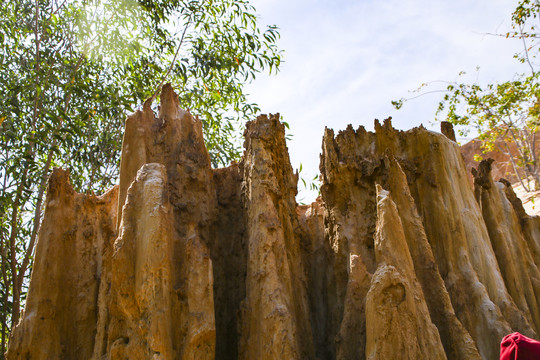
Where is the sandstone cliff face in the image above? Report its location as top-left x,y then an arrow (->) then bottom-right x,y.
238,116 -> 314,360
7,87 -> 540,360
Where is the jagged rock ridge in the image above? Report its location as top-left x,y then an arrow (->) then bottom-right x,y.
7,85 -> 540,360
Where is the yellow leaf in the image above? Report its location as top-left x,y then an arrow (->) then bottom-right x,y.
0,117 -> 4,126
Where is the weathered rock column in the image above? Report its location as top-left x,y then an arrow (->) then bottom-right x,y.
102,84 -> 217,359
238,114 -> 314,360
365,185 -> 447,360
382,156 -> 481,360
473,159 -> 540,335
320,125 -> 378,359
7,169 -> 118,360
106,164 -> 175,359
319,122 -> 480,360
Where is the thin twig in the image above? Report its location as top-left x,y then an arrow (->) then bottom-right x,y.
8,170 -> 27,326
519,24 -> 536,77
32,0 -> 41,133
476,31 -> 540,39
401,89 -> 448,102
502,142 -> 530,191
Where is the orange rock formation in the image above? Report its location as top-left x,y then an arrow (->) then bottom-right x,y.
7,85 -> 540,360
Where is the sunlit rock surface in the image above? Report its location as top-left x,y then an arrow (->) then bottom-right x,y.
7,86 -> 540,360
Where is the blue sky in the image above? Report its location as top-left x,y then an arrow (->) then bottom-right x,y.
246,0 -> 527,202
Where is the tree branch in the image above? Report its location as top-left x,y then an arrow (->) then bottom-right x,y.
8,169 -> 27,326
151,17 -> 192,102
502,142 -> 530,191
519,23 -> 536,77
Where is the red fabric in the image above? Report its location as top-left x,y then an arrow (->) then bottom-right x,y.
501,332 -> 540,360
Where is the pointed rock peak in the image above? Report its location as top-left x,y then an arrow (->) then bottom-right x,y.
47,167 -> 75,199
323,126 -> 335,140
478,158 -> 495,174
245,112 -> 283,140
383,116 -> 393,129
142,95 -> 153,111
157,84 -> 204,143
472,158 -> 495,190
159,83 -> 183,120
441,121 -> 457,142
252,113 -> 269,125
252,113 -> 278,123
335,123 -> 360,143
499,178 -> 529,219
269,112 -> 281,122
49,167 -> 71,185
250,112 -> 280,124
374,117 -> 395,134
356,125 -> 367,135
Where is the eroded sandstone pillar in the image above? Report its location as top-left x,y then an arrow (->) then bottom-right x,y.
238,114 -> 314,360
111,84 -> 217,360
383,155 -> 481,360
366,185 -> 446,360
7,169 -> 118,360
473,159 -> 540,335
106,164 -> 175,359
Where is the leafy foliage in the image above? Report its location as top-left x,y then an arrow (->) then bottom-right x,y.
0,0 -> 281,354
393,0 -> 540,191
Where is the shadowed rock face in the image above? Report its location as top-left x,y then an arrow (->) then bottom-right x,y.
7,87 -> 540,360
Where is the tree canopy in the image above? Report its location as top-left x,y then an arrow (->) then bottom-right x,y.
0,0 -> 281,353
